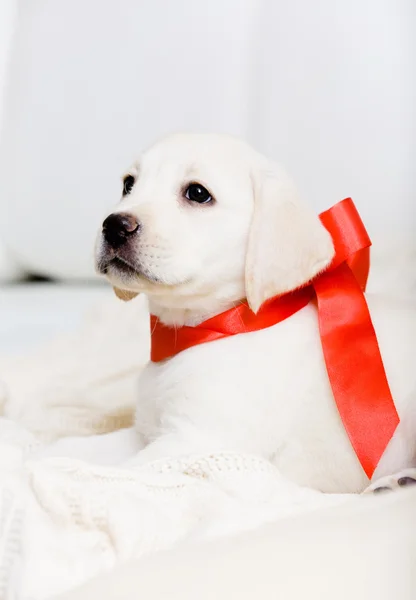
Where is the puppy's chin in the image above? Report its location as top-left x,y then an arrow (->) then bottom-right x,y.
96,249 -> 198,300
104,264 -> 182,298
104,264 -> 150,292
96,250 -> 158,289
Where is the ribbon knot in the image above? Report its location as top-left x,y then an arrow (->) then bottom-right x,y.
151,198 -> 399,478
320,197 -> 371,287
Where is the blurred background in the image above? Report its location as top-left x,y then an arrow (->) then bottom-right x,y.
0,0 -> 415,355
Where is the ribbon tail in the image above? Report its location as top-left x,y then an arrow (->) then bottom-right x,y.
314,263 -> 400,479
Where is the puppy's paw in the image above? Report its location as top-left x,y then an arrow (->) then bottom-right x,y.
363,468 -> 416,494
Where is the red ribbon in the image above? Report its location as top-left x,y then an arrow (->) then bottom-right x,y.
150,198 -> 399,478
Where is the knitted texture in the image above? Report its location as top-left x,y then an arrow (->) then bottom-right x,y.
0,419 -> 353,599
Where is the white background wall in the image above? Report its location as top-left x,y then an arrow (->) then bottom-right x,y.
0,0 -> 20,280
0,0 -> 16,121
0,0 -> 414,280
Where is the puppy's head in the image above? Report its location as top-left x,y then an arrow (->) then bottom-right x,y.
95,133 -> 334,316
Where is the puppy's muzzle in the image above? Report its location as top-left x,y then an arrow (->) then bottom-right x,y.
102,213 -> 140,249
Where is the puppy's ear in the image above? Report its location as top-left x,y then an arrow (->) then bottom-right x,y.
112,287 -> 139,302
245,163 -> 334,313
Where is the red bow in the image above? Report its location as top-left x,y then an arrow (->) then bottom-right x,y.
150,198 -> 399,478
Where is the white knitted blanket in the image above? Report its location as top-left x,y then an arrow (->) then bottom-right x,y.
0,419 -> 357,600
0,293 -> 364,599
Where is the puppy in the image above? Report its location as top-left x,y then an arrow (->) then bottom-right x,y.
95,133 -> 416,494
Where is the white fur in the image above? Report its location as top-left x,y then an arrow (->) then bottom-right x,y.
96,133 -> 416,493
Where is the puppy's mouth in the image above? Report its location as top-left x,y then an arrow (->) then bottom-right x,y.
100,256 -> 140,277
96,244 -> 191,289
96,249 -> 162,285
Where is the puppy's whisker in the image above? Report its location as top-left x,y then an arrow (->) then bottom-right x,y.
231,301 -> 246,332
150,316 -> 159,336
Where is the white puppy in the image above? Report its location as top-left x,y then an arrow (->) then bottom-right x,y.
95,133 -> 416,494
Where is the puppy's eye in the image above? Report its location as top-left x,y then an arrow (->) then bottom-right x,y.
122,175 -> 135,196
184,183 -> 213,204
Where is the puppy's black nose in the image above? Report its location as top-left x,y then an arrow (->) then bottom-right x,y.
102,213 -> 140,249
